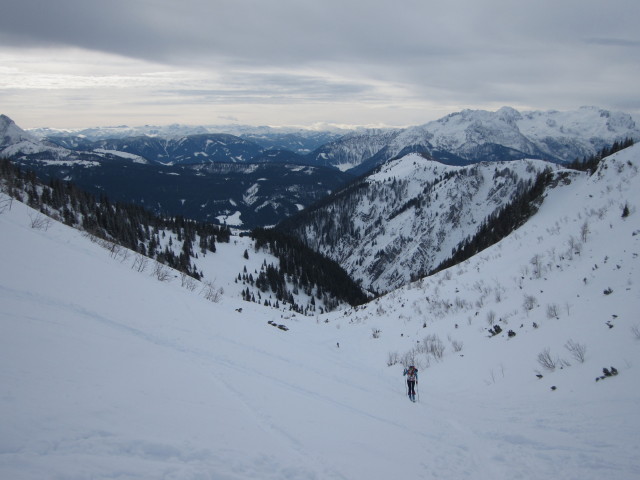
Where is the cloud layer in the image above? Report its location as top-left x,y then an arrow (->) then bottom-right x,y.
1,0 -> 639,128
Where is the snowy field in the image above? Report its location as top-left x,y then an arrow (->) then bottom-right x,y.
1,145 -> 639,479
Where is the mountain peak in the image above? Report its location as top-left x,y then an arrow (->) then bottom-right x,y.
496,106 -> 522,123
0,114 -> 35,147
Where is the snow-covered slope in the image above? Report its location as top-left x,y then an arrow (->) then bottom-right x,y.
307,128 -> 402,172
1,144 -> 639,479
282,153 -> 560,293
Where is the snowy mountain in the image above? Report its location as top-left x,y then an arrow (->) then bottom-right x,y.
1,116 -> 354,228
425,106 -> 640,163
1,143 -> 638,480
306,106 -> 640,174
4,106 -> 640,232
306,128 -> 402,172
0,114 -> 83,162
18,106 -> 640,174
39,133 -> 264,166
30,123 -> 347,155
280,153 -> 560,293
12,117 -> 339,167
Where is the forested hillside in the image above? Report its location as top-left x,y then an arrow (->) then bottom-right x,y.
0,158 -> 365,313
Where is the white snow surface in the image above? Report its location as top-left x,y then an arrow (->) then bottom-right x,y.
93,149 -> 149,164
1,145 -> 640,479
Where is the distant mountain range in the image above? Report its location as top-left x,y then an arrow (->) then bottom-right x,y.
0,115 -> 353,228
2,106 -> 638,229
22,106 -> 640,172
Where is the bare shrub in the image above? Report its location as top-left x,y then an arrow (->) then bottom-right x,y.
567,235 -> 582,256
423,334 -> 445,360
450,339 -> 464,352
29,213 -> 52,231
0,195 -> 13,214
371,328 -> 381,339
564,339 -> 587,363
530,254 -> 543,279
387,351 -> 399,366
631,324 -> 640,340
201,280 -> 223,302
486,310 -> 496,326
401,351 -> 417,368
564,301 -> 572,316
116,247 -> 130,263
537,348 -> 557,371
486,364 -> 506,385
580,220 -> 590,243
546,303 -> 560,319
153,262 -> 172,282
523,294 -> 538,311
107,242 -> 123,259
180,273 -> 198,291
132,254 -> 149,273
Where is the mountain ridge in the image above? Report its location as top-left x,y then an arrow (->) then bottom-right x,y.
16,106 -> 640,172
278,154 -> 562,293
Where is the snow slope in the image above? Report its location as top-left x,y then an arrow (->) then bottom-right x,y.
1,145 -> 640,479
284,154 -> 559,293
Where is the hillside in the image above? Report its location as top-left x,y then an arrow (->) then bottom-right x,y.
1,144 -> 639,479
280,154 -> 559,293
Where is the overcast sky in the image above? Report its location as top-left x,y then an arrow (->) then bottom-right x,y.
1,0 -> 639,129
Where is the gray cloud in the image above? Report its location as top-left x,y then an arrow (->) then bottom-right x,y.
1,0 -> 639,127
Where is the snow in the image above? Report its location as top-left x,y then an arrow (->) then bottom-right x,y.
309,153 -> 561,292
243,183 -> 261,206
215,210 -> 243,226
93,149 -> 149,164
1,145 -> 640,479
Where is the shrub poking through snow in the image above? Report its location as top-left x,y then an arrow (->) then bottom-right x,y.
564,339 -> 587,363
537,348 -> 557,371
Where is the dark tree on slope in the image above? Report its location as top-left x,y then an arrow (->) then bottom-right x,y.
251,228 -> 368,307
567,138 -> 634,174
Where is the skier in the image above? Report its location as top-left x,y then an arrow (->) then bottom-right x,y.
403,365 -> 418,402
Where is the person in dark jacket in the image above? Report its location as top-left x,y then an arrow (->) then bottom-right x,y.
403,365 -> 418,402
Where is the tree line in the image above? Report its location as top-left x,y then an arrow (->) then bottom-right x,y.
567,138 -> 634,174
251,227 -> 369,307
0,157 -> 230,279
1,156 -> 365,310
429,168 -> 554,275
